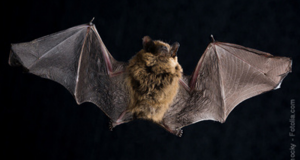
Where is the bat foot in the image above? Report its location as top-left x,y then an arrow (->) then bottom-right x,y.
174,128 -> 183,137
109,119 -> 125,131
166,128 -> 183,137
109,120 -> 114,131
161,122 -> 183,137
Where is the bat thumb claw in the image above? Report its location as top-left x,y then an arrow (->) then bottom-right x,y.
89,17 -> 95,25
211,34 -> 215,42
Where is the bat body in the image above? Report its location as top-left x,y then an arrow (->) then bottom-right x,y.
126,36 -> 182,123
9,21 -> 292,137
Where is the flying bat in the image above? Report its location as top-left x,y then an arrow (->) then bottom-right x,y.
9,20 -> 292,137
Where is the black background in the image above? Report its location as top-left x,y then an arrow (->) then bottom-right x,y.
1,0 -> 299,159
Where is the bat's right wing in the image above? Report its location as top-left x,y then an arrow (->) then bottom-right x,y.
162,41 -> 292,136
9,23 -> 132,123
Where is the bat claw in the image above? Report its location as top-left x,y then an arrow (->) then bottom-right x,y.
109,120 -> 114,131
211,34 -> 215,42
161,122 -> 183,137
89,17 -> 95,25
175,128 -> 183,137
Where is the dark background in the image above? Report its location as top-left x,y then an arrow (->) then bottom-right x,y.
1,0 -> 299,159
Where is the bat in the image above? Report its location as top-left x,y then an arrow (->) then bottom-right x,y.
9,20 -> 292,137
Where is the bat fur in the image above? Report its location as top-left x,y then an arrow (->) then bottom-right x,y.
126,36 -> 182,123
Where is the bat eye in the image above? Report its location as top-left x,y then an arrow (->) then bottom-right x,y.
161,46 -> 168,51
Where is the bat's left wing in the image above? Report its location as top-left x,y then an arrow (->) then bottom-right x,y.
162,41 -> 292,137
9,22 -> 132,124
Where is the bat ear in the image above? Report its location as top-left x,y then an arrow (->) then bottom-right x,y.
142,36 -> 155,53
171,42 -> 180,57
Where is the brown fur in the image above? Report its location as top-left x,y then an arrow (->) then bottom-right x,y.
126,39 -> 182,123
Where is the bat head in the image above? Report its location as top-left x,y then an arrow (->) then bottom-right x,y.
142,36 -> 180,58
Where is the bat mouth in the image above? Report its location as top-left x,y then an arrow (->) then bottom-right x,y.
159,52 -> 176,58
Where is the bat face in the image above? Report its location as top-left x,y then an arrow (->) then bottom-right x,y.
143,36 -> 180,59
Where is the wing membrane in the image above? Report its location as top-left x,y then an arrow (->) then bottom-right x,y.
9,24 -> 130,121
163,42 -> 292,133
